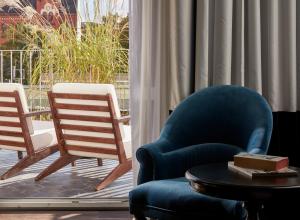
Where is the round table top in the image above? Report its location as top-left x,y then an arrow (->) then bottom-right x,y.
186,162 -> 300,201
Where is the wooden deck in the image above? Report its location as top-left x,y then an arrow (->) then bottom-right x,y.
0,121 -> 133,199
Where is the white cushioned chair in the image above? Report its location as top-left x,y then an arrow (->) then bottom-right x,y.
0,83 -> 58,179
35,83 -> 132,190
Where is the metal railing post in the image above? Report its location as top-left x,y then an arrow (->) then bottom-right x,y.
0,51 -> 3,83
20,51 -> 23,84
29,50 -> 33,111
10,51 -> 13,83
39,50 -> 42,114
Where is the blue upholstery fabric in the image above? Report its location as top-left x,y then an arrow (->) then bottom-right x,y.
129,85 -> 273,220
129,178 -> 246,220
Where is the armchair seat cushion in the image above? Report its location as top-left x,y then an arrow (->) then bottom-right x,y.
129,177 -> 246,220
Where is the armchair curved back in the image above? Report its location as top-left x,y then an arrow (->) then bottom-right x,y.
161,85 -> 273,154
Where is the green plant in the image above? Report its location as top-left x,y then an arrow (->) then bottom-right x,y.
1,0 -> 128,85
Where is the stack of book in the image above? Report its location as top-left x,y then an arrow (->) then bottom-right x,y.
228,153 -> 298,178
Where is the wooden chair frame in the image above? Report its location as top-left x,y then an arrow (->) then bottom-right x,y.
0,91 -> 59,180
35,91 -> 132,191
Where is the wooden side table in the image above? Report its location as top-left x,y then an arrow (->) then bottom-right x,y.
186,163 -> 300,220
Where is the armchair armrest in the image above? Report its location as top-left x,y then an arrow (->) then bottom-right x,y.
136,141 -> 243,184
136,138 -> 176,184
23,110 -> 51,118
116,115 -> 131,123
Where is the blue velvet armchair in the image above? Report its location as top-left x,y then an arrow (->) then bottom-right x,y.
129,85 -> 273,220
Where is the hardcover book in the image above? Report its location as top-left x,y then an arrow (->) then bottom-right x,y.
234,153 -> 289,171
228,161 -> 298,178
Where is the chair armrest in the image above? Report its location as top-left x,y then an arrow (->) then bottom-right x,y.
117,116 -> 131,123
136,138 -> 177,184
137,142 -> 243,183
23,110 -> 51,118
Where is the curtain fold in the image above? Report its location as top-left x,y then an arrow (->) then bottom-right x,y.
130,0 -> 300,181
194,0 -> 299,112
169,1 -> 196,110
245,0 -> 262,91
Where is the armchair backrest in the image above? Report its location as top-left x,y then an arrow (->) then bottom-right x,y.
161,85 -> 273,153
50,83 -> 127,162
0,83 -> 34,153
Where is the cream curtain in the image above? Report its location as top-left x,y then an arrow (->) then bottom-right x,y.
195,0 -> 299,111
129,0 -> 300,180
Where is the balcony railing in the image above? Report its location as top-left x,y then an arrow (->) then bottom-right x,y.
0,49 -> 129,113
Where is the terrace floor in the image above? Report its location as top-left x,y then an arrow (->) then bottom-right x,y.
0,121 -> 133,199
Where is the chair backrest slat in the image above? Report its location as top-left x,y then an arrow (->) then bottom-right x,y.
56,114 -> 112,123
51,93 -> 108,101
63,134 -> 116,144
0,139 -> 25,147
60,124 -> 114,133
50,83 -> 127,162
0,121 -> 21,127
0,130 -> 23,137
65,145 -> 118,155
0,111 -> 19,117
0,92 -> 16,97
53,103 -> 110,112
0,101 -> 18,108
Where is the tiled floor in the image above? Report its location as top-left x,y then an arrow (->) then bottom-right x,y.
0,150 -> 133,198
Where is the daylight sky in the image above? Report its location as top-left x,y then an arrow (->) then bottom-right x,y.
78,0 -> 129,22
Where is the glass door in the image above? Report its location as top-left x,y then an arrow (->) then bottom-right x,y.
0,0 -> 132,207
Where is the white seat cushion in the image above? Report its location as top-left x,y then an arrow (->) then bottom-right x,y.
122,125 -> 132,159
31,128 -> 57,150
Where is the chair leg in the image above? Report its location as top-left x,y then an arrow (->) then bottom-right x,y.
35,154 -> 78,181
97,158 -> 103,166
1,155 -> 35,180
95,159 -> 132,191
71,161 -> 76,167
1,145 -> 59,180
17,151 -> 23,160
